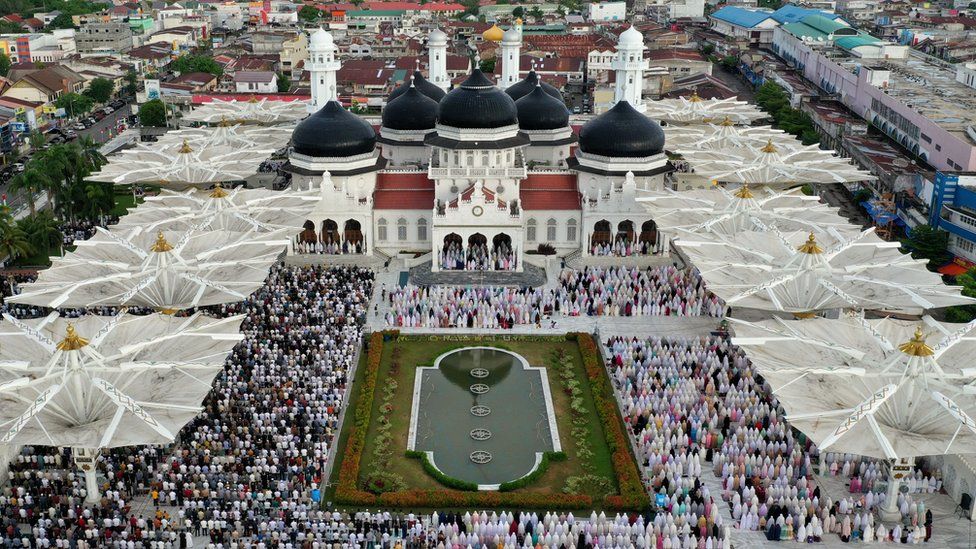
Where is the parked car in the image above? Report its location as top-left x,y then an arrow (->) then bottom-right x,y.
93,111 -> 106,121
110,100 -> 124,109
73,123 -> 86,131
102,106 -> 114,114
64,130 -> 78,140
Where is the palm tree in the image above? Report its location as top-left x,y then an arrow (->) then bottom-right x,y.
35,144 -> 81,221
7,167 -> 52,217
0,213 -> 35,267
76,136 -> 106,174
18,211 -> 61,257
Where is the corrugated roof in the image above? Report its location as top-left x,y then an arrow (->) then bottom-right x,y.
835,34 -> 881,50
709,6 -> 773,28
770,4 -> 842,24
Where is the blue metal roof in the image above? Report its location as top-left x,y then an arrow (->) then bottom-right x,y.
710,6 -> 773,28
771,4 -> 842,24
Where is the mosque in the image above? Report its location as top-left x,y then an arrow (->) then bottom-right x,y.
285,24 -> 671,272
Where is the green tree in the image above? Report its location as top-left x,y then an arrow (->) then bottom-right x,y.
0,20 -> 24,33
720,55 -> 738,71
528,6 -> 543,18
138,99 -> 168,127
7,166 -> 51,216
512,5 -> 524,17
298,5 -> 319,21
702,43 -> 715,55
55,92 -> 94,116
48,12 -> 74,28
76,135 -> 105,173
946,269 -> 976,322
171,54 -> 223,76
82,76 -> 114,103
18,211 -> 61,256
276,71 -> 291,93
122,69 -> 138,96
0,52 -> 10,77
900,224 -> 951,270
0,213 -> 34,265
27,129 -> 45,152
479,58 -> 495,73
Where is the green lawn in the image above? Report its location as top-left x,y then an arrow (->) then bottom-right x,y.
111,191 -> 141,217
331,336 -> 620,505
12,242 -> 70,268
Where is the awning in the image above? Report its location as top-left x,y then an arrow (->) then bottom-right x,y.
938,263 -> 969,276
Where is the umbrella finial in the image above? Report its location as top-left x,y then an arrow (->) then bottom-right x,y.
57,324 -> 89,351
151,231 -> 174,253
797,233 -> 822,255
719,115 -> 734,127
761,139 -> 777,154
209,182 -> 229,199
688,91 -> 702,103
178,139 -> 193,154
733,183 -> 753,199
218,115 -> 230,127
899,326 -> 934,357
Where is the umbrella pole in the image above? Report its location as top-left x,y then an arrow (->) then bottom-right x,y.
72,447 -> 101,504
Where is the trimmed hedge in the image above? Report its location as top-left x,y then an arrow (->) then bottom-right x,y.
405,450 -> 479,491
334,331 -> 646,511
499,451 -> 567,492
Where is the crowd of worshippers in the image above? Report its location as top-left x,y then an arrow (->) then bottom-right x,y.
0,264 -> 374,548
606,335 -> 937,546
437,241 -> 517,271
385,265 -> 722,328
292,237 -> 363,255
590,237 -> 658,257
60,217 -> 120,247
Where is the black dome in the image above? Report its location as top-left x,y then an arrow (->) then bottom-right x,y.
382,85 -> 438,131
578,101 -> 665,158
505,70 -> 563,102
436,69 -> 518,129
515,85 -> 569,131
388,71 -> 445,103
292,101 -> 376,157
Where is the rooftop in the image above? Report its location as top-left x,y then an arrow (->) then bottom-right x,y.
879,55 -> 976,137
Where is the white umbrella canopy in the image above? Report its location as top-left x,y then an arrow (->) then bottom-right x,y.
675,139 -> 876,186
7,228 -> 288,310
87,141 -> 273,188
0,311 -> 244,448
181,98 -> 308,126
664,118 -> 789,151
731,315 -> 976,459
156,122 -> 294,151
676,229 -> 974,314
637,185 -> 864,237
110,185 -> 322,234
643,94 -> 766,125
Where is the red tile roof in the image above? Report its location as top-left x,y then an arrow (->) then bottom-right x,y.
374,172 -> 435,209
520,174 -> 581,210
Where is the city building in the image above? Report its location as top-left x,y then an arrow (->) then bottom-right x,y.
76,21 -> 134,54
233,71 -> 278,93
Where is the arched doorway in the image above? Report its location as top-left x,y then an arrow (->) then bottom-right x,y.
468,233 -> 487,247
344,219 -> 363,253
441,233 -> 464,270
617,220 -> 635,242
468,233 -> 488,269
300,220 -> 317,243
322,219 -> 340,244
592,220 -> 612,246
492,233 -> 514,270
640,220 -> 657,254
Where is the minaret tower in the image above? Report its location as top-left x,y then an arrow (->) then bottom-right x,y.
308,27 -> 341,112
499,18 -> 522,90
611,25 -> 648,111
428,28 -> 450,92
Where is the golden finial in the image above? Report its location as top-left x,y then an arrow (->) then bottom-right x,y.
515,17 -> 522,25
56,324 -> 89,351
151,231 -> 173,253
733,184 -> 753,199
797,233 -> 823,255
218,115 -> 230,127
158,308 -> 178,315
248,95 -> 259,103
898,326 -> 934,357
688,91 -> 702,103
719,115 -> 734,127
793,311 -> 817,319
178,139 -> 193,154
761,139 -> 777,154
209,183 -> 229,198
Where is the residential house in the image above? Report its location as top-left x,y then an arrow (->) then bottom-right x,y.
2,64 -> 86,104
233,71 -> 277,93
125,41 -> 174,71
645,49 -> 713,78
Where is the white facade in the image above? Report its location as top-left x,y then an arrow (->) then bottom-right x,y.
588,2 -> 627,21
428,28 -> 450,91
612,26 -> 649,111
499,24 -> 522,90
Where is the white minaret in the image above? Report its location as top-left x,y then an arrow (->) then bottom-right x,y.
308,27 -> 341,112
499,19 -> 522,90
612,26 -> 648,111
428,28 -> 450,92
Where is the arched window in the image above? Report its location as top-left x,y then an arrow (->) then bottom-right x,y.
377,218 -> 388,241
567,218 -> 577,242
397,218 -> 408,241
526,218 -> 537,242
547,218 -> 557,241
417,218 -> 428,241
